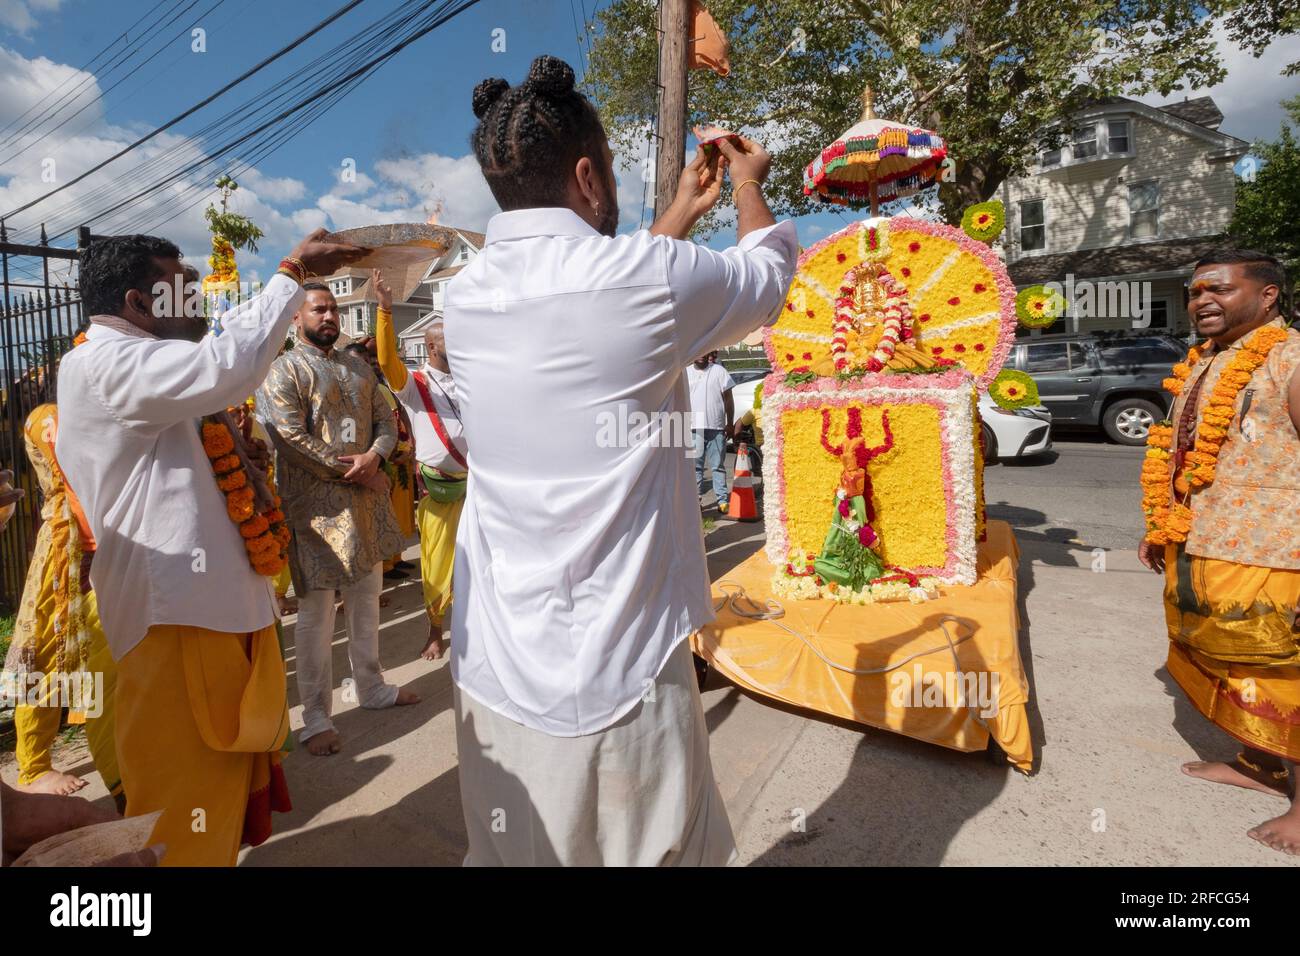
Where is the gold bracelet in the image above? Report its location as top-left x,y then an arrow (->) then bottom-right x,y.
734,179 -> 761,199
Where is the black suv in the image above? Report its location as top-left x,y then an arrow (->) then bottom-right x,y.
1010,333 -> 1189,445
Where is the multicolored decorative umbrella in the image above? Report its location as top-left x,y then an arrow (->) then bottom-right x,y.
803,86 -> 947,215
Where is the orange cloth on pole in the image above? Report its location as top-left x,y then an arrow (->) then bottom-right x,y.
115,622 -> 291,866
692,520 -> 1032,770
688,0 -> 731,76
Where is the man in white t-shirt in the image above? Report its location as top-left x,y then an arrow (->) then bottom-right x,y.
686,350 -> 735,513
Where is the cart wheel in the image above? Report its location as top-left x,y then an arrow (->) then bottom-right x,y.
986,736 -> 1006,766
692,653 -> 711,691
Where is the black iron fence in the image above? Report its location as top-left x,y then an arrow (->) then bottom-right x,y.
0,224 -> 87,614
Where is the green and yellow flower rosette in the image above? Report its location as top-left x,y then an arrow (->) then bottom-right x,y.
990,369 -> 1040,410
961,200 -> 1005,243
1015,284 -> 1067,329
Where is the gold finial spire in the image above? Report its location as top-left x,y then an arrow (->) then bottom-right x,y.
861,84 -> 876,122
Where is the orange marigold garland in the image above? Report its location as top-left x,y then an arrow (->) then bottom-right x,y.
201,415 -> 290,576
1141,324 -> 1288,545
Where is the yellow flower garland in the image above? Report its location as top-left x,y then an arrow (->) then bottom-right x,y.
1141,324 -> 1288,545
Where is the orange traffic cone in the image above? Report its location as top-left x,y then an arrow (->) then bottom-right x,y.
727,443 -> 759,521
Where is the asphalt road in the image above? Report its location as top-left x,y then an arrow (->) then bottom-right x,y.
985,436 -> 1146,553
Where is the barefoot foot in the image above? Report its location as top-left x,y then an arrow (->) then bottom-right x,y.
19,770 -> 87,795
421,620 -> 447,661
1181,760 -> 1289,798
305,729 -> 342,756
277,595 -> 298,615
1248,804 -> 1300,855
394,687 -> 421,705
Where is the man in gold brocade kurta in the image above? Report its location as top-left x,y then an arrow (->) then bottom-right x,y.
260,283 -> 420,757
1138,250 -> 1300,856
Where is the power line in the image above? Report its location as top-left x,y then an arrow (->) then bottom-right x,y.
0,0 -> 173,143
1,0 -> 204,151
53,0 -> 434,239
2,0 -> 368,222
51,0 -> 485,241
0,0 -> 228,168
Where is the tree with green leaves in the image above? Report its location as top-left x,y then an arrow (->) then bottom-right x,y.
586,0 -> 1224,228
1216,0 -> 1299,76
1229,95 -> 1300,307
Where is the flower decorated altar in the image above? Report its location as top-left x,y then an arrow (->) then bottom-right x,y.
693,102 -> 1047,768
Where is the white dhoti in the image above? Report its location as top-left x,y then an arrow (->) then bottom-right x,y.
454,640 -> 736,866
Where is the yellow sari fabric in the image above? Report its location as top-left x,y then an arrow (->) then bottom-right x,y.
1163,544 -> 1300,761
418,493 -> 463,619
5,405 -> 119,793
116,622 -> 291,867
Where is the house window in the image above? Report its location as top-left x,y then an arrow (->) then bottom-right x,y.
1019,199 -> 1046,252
456,245 -> 470,264
1107,119 -> 1130,154
1140,298 -> 1171,331
1072,124 -> 1097,160
1040,147 -> 1062,168
1128,181 -> 1159,239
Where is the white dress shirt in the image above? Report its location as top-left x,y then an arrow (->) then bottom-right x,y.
444,207 -> 797,736
396,364 -> 467,476
56,273 -> 304,660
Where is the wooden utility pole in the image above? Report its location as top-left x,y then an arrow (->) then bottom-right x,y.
653,0 -> 690,218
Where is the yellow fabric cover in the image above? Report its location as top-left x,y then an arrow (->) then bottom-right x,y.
419,493 -> 464,619
692,520 -> 1032,770
116,622 -> 289,867
1163,543 -> 1300,761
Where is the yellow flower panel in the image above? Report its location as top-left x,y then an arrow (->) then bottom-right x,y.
777,402 -> 949,570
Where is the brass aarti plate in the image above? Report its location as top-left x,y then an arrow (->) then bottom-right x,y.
324,223 -> 454,270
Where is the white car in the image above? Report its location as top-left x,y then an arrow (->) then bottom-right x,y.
978,391 -> 1052,460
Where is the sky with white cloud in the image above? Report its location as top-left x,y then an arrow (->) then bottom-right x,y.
0,0 -> 1294,289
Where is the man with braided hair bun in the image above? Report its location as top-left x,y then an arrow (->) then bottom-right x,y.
445,55 -> 797,866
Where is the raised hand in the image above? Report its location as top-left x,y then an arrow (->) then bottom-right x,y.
371,268 -> 393,313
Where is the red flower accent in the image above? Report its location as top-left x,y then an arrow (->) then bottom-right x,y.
954,344 -> 966,352
932,347 -> 944,355
786,353 -> 794,361
948,296 -> 961,306
786,302 -> 794,311
901,267 -> 911,277
866,357 -> 883,372
908,241 -> 921,252
974,343 -> 986,352
806,310 -> 815,318
918,313 -> 930,322
836,252 -> 847,262
1007,387 -> 1019,396
977,214 -> 990,225
838,499 -> 851,517
974,283 -> 986,293
802,351 -> 812,360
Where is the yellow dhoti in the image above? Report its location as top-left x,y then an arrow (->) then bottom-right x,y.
115,622 -> 291,867
418,493 -> 463,620
1164,544 -> 1300,761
